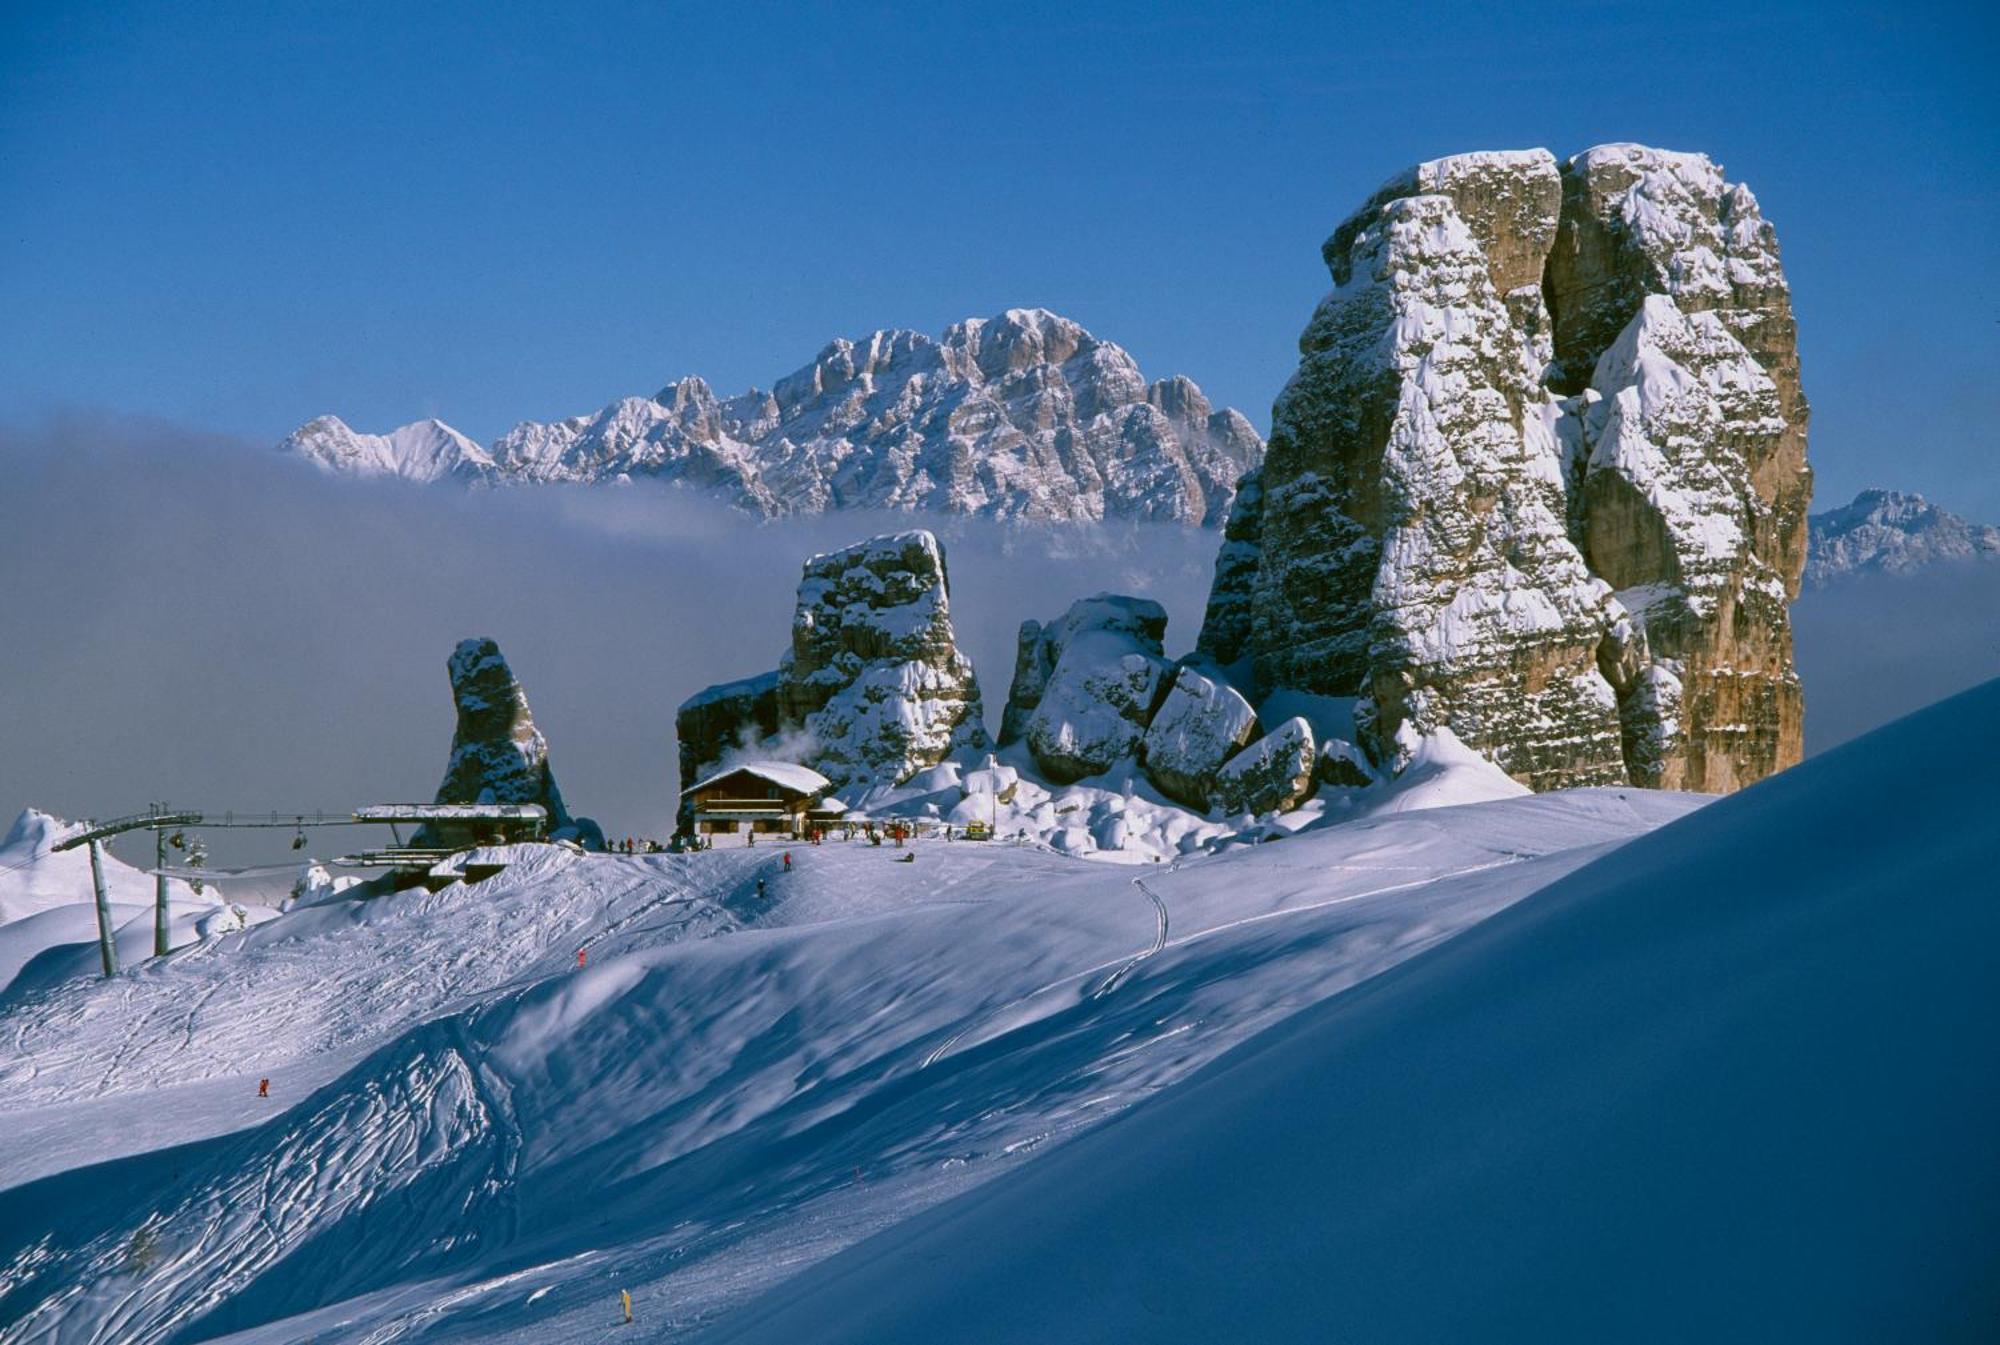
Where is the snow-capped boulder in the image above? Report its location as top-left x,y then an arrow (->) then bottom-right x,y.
1141,667 -> 1259,808
1805,489 -> 2000,587
1007,596 -> 1171,784
1317,737 -> 1374,789
288,862 -> 361,912
676,531 -> 987,792
416,638 -> 578,843
1216,717 -> 1318,816
282,309 -> 1263,527
1198,144 -> 1810,795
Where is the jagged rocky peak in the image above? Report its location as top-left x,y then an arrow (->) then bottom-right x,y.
1199,143 -> 1809,794
1805,489 -> 2000,587
676,530 -> 987,793
419,637 -> 581,843
280,308 -> 1262,527
281,415 -> 494,485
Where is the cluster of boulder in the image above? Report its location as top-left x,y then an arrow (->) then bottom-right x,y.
675,530 -> 988,793
1199,143 -> 1809,794
998,596 -> 1370,816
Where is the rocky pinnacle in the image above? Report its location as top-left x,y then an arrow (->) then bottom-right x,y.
1199,144 -> 1810,793
422,637 -> 574,833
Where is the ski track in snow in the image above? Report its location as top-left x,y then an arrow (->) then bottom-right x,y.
0,788 -> 1704,1344
1092,878 -> 1169,999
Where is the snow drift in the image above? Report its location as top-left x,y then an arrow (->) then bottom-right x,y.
701,678 -> 2000,1344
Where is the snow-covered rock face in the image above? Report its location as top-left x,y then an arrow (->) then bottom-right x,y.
674,671 -> 783,796
1552,143 -> 1811,791
279,415 -> 495,484
419,638 -> 574,838
1003,595 -> 1172,784
281,309 -> 1263,526
1805,489 -> 2000,587
1200,145 -> 1810,794
1140,667 -> 1259,808
676,531 -> 987,792
1216,716 -> 1318,817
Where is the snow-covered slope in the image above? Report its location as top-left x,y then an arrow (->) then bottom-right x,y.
703,678 -> 2000,1345
279,309 -> 1263,525
0,783 -> 1703,1341
1805,488 -> 2000,587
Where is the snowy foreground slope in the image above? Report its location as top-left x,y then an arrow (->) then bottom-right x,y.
0,784 -> 1704,1342
708,679 -> 2000,1345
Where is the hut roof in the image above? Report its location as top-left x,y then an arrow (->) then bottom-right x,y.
682,761 -> 833,799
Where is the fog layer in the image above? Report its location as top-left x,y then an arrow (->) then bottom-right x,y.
0,416 -> 1214,855
4,415 -> 1992,870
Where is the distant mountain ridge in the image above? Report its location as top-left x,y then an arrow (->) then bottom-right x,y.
281,309 -> 1263,526
1805,489 -> 2000,587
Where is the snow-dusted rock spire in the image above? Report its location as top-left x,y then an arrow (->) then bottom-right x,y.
675,530 -> 987,793
1198,144 -> 1811,793
418,638 -> 577,841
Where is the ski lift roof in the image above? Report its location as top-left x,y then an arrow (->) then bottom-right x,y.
352,804 -> 549,822
682,762 -> 833,798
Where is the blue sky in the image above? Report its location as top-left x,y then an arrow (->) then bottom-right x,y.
3,0 -> 1996,514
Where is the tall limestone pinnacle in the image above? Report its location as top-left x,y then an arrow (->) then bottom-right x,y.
419,638 -> 576,839
676,530 -> 988,793
1200,145 -> 1809,793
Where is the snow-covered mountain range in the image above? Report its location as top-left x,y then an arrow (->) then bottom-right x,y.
1804,488 -> 2000,587
281,309 -> 1263,526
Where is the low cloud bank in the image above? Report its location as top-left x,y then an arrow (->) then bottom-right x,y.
0,415 -> 1215,854
1791,565 -> 2000,755
4,413 -> 1987,867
